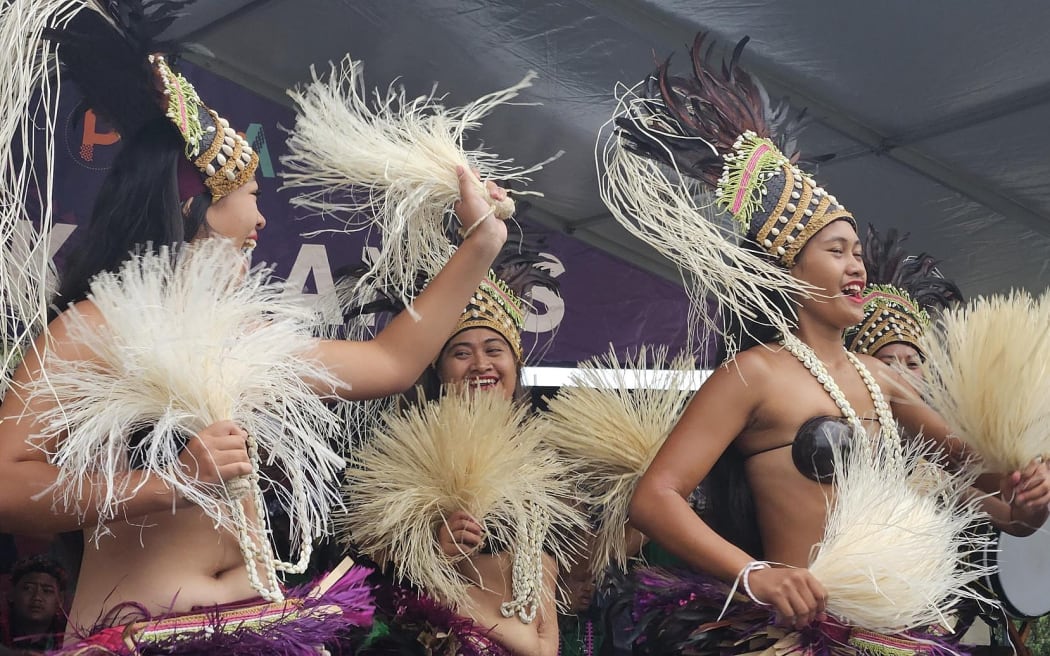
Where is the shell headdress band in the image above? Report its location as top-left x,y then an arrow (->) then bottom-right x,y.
845,226 -> 963,356
150,55 -> 259,201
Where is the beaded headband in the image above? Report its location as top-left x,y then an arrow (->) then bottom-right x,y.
845,285 -> 930,356
151,55 -> 258,201
716,132 -> 854,267
448,271 -> 527,363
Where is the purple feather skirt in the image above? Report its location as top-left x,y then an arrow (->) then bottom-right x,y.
616,566 -> 969,656
54,564 -> 375,655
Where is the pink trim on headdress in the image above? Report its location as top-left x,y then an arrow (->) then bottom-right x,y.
177,157 -> 206,202
863,289 -> 921,315
731,142 -> 771,215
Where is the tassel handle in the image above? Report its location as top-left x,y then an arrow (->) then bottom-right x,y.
492,195 -> 515,220
225,475 -> 251,499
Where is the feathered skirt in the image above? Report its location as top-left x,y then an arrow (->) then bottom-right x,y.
351,573 -> 512,656
611,567 -> 969,656
54,565 -> 374,655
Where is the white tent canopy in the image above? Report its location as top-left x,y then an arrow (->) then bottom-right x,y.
174,0 -> 1050,296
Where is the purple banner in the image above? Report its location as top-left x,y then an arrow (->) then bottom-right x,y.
47,63 -> 689,365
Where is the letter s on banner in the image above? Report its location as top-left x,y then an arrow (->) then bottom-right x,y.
524,253 -> 564,334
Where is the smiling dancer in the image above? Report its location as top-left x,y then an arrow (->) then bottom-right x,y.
845,225 -> 963,377
341,241 -> 585,656
0,2 -> 513,653
597,33 -> 1050,655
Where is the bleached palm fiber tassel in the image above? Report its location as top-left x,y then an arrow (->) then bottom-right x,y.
598,82 -> 814,347
0,0 -> 88,393
808,428 -> 993,633
340,389 -> 585,616
282,55 -> 556,314
27,239 -> 346,601
541,345 -> 694,580
919,290 -> 1050,473
314,271 -> 397,455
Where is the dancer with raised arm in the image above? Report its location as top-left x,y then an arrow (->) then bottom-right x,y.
0,2 -> 518,652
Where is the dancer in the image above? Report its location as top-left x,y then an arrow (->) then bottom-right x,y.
599,33 -> 1049,654
342,246 -> 582,656
845,225 -> 963,375
0,2 -> 512,652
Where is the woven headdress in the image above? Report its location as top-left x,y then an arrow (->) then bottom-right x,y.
448,230 -> 561,363
601,33 -> 852,343
46,1 -> 258,201
450,272 -> 528,362
340,231 -> 558,365
845,226 -> 962,356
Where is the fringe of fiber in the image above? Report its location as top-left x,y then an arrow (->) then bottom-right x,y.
339,389 -> 585,614
919,290 -> 1050,472
0,0 -> 87,393
282,55 -> 556,314
28,239 -> 346,557
809,428 -> 994,633
540,344 -> 695,580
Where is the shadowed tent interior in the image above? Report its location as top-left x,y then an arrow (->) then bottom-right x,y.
168,0 -> 1050,298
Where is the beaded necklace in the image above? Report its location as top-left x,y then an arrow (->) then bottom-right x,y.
778,333 -> 902,457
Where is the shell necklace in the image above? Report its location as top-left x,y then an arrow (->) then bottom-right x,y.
779,333 -> 902,456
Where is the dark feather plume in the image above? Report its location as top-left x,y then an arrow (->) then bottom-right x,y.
342,228 -> 560,323
45,0 -> 198,137
862,225 -> 964,310
616,32 -> 805,187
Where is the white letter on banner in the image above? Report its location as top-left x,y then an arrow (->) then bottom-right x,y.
286,243 -> 338,323
14,220 -> 76,259
524,253 -> 565,334
48,223 -> 78,257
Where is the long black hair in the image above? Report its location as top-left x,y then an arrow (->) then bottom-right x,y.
701,242 -> 804,559
53,117 -> 211,314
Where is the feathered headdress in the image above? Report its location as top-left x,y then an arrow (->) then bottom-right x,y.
540,345 -> 696,582
845,226 -> 963,357
338,389 -> 585,618
46,1 -> 259,200
600,33 -> 849,345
